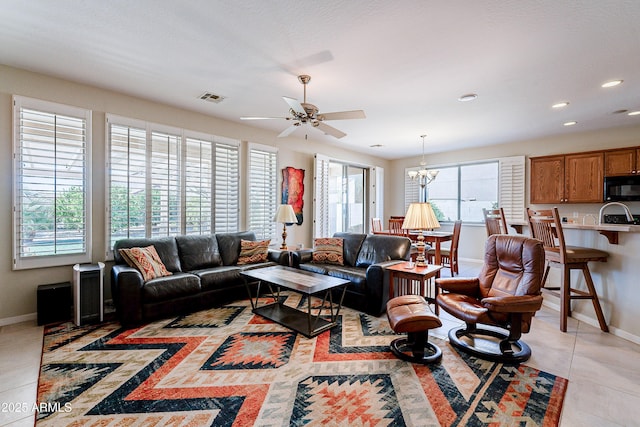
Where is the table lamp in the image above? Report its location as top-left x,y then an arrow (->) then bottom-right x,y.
274,204 -> 298,249
402,202 -> 440,266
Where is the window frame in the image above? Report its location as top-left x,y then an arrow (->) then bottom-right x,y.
405,156 -> 525,224
12,96 -> 92,270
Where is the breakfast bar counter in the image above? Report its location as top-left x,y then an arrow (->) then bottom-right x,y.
561,222 -> 640,244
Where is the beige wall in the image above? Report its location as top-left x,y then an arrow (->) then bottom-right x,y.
389,125 -> 640,341
0,65 -> 388,323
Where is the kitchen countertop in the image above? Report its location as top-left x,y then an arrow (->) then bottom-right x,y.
561,222 -> 640,244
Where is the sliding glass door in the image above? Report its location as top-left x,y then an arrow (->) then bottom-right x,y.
328,162 -> 367,235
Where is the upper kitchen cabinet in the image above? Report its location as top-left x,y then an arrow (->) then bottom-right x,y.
604,147 -> 640,176
530,155 -> 564,203
530,152 -> 604,203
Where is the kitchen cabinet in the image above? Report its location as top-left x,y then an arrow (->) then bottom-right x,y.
604,147 -> 640,176
530,155 -> 564,204
530,152 -> 603,203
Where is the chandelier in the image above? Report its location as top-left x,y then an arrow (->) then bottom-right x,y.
407,135 -> 438,201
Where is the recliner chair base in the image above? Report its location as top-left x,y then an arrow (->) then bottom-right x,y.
448,325 -> 532,364
390,332 -> 442,364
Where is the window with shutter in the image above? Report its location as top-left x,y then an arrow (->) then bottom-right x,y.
248,143 -> 278,240
106,115 -> 240,256
407,159 -> 521,223
13,96 -> 92,269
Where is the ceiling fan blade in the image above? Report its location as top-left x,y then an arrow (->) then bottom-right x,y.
317,110 -> 366,121
240,116 -> 287,120
316,122 -> 346,139
282,96 -> 306,116
278,124 -> 299,138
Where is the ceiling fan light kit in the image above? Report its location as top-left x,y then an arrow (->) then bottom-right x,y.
241,74 -> 365,139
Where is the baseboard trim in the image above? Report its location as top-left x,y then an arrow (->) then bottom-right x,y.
542,300 -> 640,345
0,312 -> 37,327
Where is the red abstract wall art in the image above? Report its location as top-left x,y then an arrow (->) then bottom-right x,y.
281,167 -> 304,225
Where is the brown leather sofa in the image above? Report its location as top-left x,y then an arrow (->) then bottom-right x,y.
111,231 -> 287,328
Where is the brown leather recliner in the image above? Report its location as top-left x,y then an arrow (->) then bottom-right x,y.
436,234 -> 545,363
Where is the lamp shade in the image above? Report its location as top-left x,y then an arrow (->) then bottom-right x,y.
273,204 -> 298,224
402,202 -> 440,230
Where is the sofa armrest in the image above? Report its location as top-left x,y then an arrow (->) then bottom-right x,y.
111,264 -> 145,326
267,249 -> 290,266
291,249 -> 314,267
364,260 -> 404,315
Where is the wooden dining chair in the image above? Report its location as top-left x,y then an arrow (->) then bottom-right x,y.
388,218 -> 406,235
370,217 -> 382,233
527,207 -> 609,332
483,207 -> 508,236
427,220 -> 461,275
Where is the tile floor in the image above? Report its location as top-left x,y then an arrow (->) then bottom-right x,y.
1,260 -> 639,426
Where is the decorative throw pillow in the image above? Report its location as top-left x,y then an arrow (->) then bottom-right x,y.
237,239 -> 270,265
312,238 -> 344,265
119,245 -> 172,282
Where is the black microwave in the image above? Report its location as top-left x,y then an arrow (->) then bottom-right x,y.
604,175 -> 640,201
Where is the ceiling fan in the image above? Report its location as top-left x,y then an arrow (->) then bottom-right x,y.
241,74 -> 366,139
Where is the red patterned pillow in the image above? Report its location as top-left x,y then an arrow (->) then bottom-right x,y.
237,239 -> 270,265
119,245 -> 172,282
312,238 -> 344,265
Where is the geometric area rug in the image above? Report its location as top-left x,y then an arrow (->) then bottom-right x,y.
36,293 -> 567,426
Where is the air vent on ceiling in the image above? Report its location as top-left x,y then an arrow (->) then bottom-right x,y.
199,92 -> 225,103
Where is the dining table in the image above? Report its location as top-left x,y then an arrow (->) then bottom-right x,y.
373,230 -> 453,265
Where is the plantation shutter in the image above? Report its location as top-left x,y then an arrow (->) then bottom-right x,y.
404,167 -> 420,211
498,156 -> 526,223
184,137 -> 213,234
248,143 -> 277,240
214,140 -> 239,232
150,131 -> 181,237
313,154 -> 331,239
13,96 -> 92,269
108,121 -> 147,252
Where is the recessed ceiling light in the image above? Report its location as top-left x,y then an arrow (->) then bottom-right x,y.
629,111 -> 640,116
563,121 -> 577,126
458,93 -> 478,102
602,80 -> 623,88
552,102 -> 569,109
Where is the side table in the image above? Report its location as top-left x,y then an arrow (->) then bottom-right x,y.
387,262 -> 443,314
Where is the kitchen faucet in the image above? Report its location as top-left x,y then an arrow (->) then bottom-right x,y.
598,201 -> 635,225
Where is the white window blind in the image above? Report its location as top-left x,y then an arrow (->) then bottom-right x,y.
151,131 -> 181,237
13,96 -> 92,270
313,154 -> 331,239
498,156 -> 526,223
248,143 -> 278,240
404,167 -> 421,211
184,136 -> 212,234
107,115 -> 240,256
108,122 -> 147,249
214,141 -> 239,232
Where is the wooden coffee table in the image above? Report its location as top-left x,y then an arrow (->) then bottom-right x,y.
241,266 -> 349,338
387,262 -> 443,314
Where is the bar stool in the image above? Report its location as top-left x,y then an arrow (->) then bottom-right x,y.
483,207 -> 508,236
527,207 -> 609,332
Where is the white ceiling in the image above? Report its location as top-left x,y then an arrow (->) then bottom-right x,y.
1,0 -> 639,159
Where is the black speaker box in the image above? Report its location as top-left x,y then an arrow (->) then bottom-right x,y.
37,282 -> 72,325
